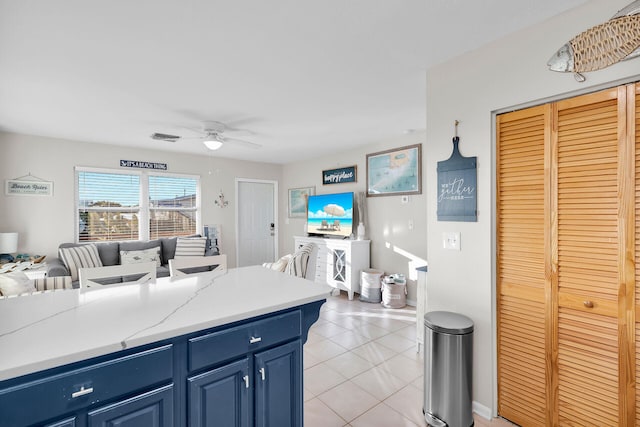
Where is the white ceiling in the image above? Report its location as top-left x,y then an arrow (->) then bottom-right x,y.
0,0 -> 588,164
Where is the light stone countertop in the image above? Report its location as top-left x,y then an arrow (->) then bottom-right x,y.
0,265 -> 330,381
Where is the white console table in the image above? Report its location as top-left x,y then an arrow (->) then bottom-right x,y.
295,236 -> 370,300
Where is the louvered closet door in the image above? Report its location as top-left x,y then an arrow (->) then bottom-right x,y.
634,83 -> 640,427
496,105 -> 547,426
555,88 -> 627,426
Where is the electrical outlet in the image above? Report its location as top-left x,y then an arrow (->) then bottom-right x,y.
443,232 -> 461,250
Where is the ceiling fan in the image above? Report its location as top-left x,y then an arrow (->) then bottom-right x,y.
151,121 -> 261,151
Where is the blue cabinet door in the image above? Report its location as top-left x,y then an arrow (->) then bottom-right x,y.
45,417 -> 77,427
254,340 -> 302,427
87,384 -> 174,427
188,357 -> 250,427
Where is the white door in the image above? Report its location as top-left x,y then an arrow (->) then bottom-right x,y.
236,179 -> 277,267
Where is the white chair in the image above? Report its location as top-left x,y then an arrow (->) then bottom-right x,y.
169,255 -> 227,277
79,262 -> 157,289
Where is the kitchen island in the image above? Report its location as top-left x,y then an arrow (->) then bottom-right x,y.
0,265 -> 329,426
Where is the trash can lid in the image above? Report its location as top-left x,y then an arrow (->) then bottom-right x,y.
424,311 -> 474,334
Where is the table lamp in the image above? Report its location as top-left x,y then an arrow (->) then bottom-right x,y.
0,232 -> 18,263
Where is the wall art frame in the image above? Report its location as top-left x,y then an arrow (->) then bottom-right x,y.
288,186 -> 315,218
366,144 -> 422,197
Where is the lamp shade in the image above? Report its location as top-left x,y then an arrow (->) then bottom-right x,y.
0,232 -> 18,253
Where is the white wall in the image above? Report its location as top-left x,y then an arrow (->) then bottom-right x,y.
280,131 -> 427,304
0,132 -> 282,267
425,0 -> 640,417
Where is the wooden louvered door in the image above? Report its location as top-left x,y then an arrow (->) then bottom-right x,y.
497,84 -> 637,426
496,105 -> 547,427
554,87 -> 630,426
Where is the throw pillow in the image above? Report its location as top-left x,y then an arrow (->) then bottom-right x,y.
263,254 -> 292,272
0,271 -> 36,296
285,243 -> 315,278
59,244 -> 103,282
120,247 -> 162,268
174,237 -> 207,258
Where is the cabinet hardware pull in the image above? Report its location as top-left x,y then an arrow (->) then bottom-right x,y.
583,300 -> 594,308
259,367 -> 266,381
250,336 -> 262,344
71,386 -> 94,398
243,375 -> 249,389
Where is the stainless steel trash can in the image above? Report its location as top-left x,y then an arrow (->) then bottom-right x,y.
423,311 -> 474,427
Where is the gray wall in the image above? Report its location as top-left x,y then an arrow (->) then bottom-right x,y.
0,132 -> 282,268
425,0 -> 639,417
280,131 -> 427,304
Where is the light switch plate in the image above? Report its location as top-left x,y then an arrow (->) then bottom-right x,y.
443,232 -> 461,250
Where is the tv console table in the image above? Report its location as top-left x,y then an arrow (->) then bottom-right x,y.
295,236 -> 370,300
0,266 -> 328,427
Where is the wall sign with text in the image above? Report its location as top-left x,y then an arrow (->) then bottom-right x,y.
120,160 -> 168,170
437,137 -> 477,222
322,166 -> 357,185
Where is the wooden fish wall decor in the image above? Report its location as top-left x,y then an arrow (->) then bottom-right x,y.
547,0 -> 640,81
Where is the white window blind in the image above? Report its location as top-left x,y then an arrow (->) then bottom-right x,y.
76,168 -> 199,242
149,174 -> 198,239
78,171 -> 141,241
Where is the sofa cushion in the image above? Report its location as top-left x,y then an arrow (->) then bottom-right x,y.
97,242 -> 120,266
174,237 -> 207,257
59,244 -> 103,282
119,239 -> 161,253
160,237 -> 177,265
120,247 -> 162,268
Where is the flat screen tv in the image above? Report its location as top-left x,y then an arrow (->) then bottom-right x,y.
307,191 -> 354,238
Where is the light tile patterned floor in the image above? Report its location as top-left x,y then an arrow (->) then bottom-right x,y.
304,292 -> 516,427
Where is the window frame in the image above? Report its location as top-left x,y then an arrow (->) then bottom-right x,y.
75,166 -> 201,243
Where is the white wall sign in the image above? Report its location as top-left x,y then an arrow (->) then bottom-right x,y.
5,179 -> 53,196
120,159 -> 168,170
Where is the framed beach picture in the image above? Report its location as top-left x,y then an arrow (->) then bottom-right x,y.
366,144 -> 422,197
288,186 -> 315,218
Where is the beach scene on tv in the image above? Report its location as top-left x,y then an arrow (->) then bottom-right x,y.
307,192 -> 353,237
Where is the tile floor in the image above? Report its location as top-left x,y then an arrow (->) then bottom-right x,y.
303,292 -> 516,427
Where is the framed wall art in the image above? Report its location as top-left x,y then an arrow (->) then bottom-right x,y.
288,186 -> 315,218
366,144 -> 421,197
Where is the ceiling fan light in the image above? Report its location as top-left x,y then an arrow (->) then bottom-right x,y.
203,139 -> 223,150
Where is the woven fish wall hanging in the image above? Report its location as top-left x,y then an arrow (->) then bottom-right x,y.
547,0 -> 640,81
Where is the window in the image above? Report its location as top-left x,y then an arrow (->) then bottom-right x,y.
76,167 -> 200,242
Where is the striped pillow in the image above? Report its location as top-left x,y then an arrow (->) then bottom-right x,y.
285,243 -> 315,278
59,244 -> 103,281
174,237 -> 207,258
34,276 -> 73,291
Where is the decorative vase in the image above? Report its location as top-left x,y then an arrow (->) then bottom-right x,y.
357,222 -> 365,240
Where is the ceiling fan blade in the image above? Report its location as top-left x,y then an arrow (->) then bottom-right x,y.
150,133 -> 181,142
222,136 -> 262,149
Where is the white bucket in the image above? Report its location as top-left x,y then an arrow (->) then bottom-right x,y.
381,275 -> 407,308
360,269 -> 384,303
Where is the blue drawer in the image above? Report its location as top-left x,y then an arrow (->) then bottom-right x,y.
0,344 -> 173,426
189,310 -> 301,372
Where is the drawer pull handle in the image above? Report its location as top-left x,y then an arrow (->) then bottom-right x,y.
243,375 -> 249,389
250,336 -> 262,344
259,367 -> 266,381
72,386 -> 94,398
583,300 -> 594,308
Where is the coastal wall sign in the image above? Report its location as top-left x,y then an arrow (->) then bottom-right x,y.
120,160 -> 168,170
322,166 -> 357,185
5,174 -> 53,196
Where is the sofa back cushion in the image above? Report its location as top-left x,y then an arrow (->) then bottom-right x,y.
97,242 -> 120,266
160,237 -> 178,265
59,243 -> 103,282
174,237 -> 207,258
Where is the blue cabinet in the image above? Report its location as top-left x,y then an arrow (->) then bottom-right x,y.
254,340 -> 302,427
0,300 -> 323,427
188,358 -> 251,427
87,385 -> 174,427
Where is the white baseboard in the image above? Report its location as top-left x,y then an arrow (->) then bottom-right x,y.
473,401 -> 492,421
406,298 -> 416,306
